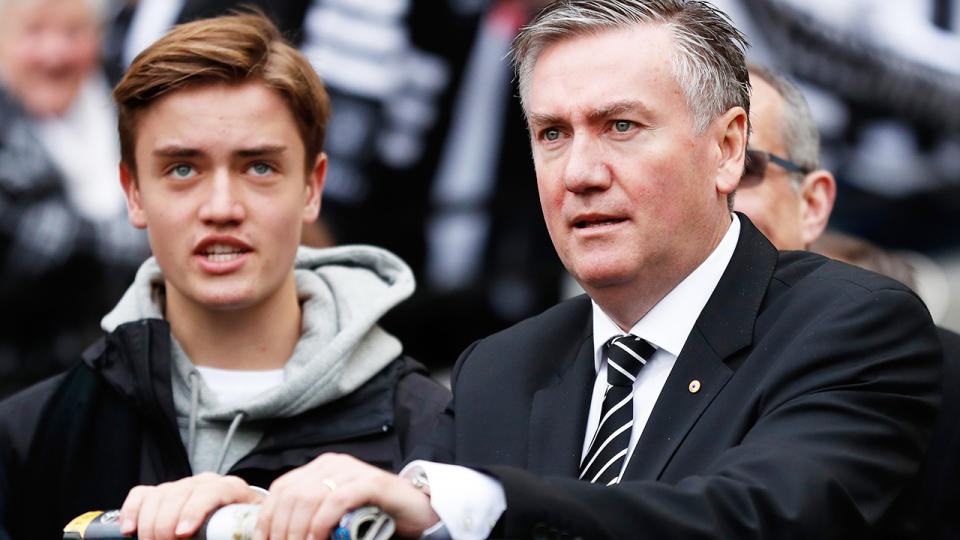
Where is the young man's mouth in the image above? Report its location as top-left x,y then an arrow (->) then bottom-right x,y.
196,242 -> 251,262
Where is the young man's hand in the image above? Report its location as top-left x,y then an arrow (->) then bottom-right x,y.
256,453 -> 440,540
119,472 -> 264,540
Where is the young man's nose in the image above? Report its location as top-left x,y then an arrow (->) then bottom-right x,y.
198,170 -> 246,224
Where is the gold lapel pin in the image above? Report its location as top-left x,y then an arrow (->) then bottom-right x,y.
688,380 -> 701,393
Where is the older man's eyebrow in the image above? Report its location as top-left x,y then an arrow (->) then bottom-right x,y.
527,101 -> 654,128
586,100 -> 651,122
527,112 -> 567,128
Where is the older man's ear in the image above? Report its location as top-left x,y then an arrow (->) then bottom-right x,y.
713,106 -> 750,198
799,169 -> 837,248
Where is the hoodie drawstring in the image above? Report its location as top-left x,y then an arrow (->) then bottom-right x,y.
187,371 -> 247,474
187,371 -> 199,460
216,412 -> 245,474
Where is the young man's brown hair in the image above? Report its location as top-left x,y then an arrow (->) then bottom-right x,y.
113,11 -> 330,173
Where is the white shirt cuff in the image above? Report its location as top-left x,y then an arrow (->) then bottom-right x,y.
400,460 -> 506,540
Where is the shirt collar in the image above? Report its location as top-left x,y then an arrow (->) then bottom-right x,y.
591,214 -> 741,370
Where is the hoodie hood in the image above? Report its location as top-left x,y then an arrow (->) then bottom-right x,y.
100,244 -> 415,421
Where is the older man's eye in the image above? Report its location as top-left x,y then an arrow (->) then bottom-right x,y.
613,120 -> 634,132
543,128 -> 561,141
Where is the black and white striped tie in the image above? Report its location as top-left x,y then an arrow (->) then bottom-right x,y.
579,334 -> 656,485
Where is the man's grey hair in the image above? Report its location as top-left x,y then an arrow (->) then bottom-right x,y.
511,0 -> 751,134
747,61 -> 821,181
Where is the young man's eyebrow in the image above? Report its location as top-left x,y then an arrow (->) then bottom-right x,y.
151,145 -> 288,159
235,145 -> 287,158
153,146 -> 203,159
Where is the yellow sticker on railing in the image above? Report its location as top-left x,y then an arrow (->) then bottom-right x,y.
63,511 -> 104,535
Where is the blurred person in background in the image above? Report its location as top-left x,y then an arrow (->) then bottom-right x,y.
711,0 -> 960,335
0,0 -> 149,398
732,62 -> 836,253
734,62 -> 958,539
713,0 -> 960,252
300,0 -> 564,369
811,231 -> 920,290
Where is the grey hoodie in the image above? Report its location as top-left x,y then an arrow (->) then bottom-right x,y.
101,245 -> 415,473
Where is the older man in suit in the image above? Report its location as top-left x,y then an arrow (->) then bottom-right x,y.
168,2 -> 941,539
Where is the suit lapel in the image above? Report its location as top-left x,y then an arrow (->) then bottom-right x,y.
528,319 -> 596,478
623,328 -> 732,480
623,215 -> 778,481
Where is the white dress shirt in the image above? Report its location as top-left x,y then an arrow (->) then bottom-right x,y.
403,215 -> 741,540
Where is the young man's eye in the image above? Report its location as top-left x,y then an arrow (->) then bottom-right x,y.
613,120 -> 634,132
171,164 -> 195,178
248,162 -> 274,176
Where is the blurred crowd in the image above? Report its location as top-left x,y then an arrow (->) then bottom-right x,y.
1,0 -> 959,398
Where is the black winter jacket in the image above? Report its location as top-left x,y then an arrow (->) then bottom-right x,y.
0,319 -> 450,540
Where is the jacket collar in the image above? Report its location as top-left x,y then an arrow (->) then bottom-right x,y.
622,213 -> 778,481
84,318 -> 178,430
83,318 -> 404,449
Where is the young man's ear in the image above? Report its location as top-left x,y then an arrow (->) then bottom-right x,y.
119,162 -> 148,229
800,169 -> 836,248
303,152 -> 326,224
713,106 -> 749,196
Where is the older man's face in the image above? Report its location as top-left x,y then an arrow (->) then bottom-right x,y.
733,75 -> 807,250
0,0 -> 101,117
527,24 -> 740,317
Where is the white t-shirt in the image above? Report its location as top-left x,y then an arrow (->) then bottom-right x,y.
194,366 -> 285,407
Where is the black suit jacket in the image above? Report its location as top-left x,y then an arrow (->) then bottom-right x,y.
412,216 -> 942,539
886,326 -> 960,539
924,327 -> 960,537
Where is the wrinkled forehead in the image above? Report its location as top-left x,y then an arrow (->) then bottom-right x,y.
520,22 -> 681,111
525,24 -> 682,114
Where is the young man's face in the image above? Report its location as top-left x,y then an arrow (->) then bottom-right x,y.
120,81 -> 323,313
527,24 -> 741,308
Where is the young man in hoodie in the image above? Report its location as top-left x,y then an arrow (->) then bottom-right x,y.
0,12 -> 450,540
